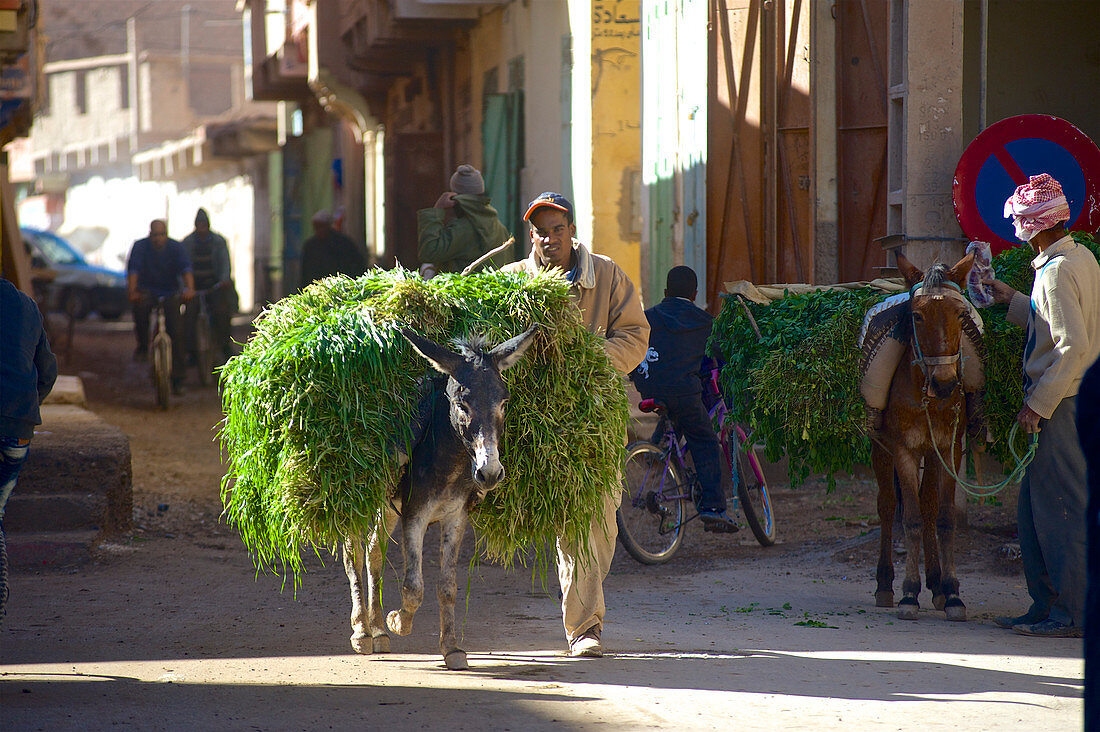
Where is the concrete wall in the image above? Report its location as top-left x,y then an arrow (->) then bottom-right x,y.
32,65 -> 131,173
588,0 -> 642,287
900,0 -> 966,270
984,0 -> 1100,143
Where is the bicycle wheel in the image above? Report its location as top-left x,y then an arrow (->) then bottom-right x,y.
732,427 -> 776,546
195,315 -> 214,386
616,441 -> 688,564
152,336 -> 172,409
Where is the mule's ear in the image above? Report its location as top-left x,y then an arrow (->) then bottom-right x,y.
947,252 -> 976,289
896,252 -> 923,288
401,328 -> 463,376
490,324 -> 539,372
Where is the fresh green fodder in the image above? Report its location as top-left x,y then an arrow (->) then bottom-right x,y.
219,268 -> 628,582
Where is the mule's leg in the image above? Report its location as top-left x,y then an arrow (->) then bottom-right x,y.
872,444 -> 896,608
895,450 -> 924,620
387,514 -> 427,637
437,513 -> 468,670
365,509 -> 400,651
919,457 -> 945,610
342,535 -> 375,654
937,435 -> 966,621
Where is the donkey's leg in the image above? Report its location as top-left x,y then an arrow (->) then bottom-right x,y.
919,457 -> 945,610
387,514 -> 427,636
342,534 -> 374,654
437,512 -> 468,670
872,444 -> 897,607
937,436 -> 966,621
365,509 -> 400,651
895,450 -> 924,620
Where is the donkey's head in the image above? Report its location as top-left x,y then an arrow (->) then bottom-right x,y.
401,325 -> 538,488
897,252 -> 974,399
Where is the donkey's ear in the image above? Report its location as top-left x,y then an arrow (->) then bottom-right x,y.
490,324 -> 539,372
947,252 -> 976,289
896,252 -> 923,288
401,328 -> 463,376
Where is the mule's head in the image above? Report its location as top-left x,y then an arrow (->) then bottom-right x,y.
401,325 -> 538,489
897,252 -> 974,399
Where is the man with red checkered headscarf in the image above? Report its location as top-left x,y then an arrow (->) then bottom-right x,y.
986,173 -> 1100,638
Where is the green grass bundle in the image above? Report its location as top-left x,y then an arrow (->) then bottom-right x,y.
709,287 -> 885,486
709,231 -> 1100,485
219,268 -> 628,581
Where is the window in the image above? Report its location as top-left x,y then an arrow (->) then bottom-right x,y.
75,71 -> 87,114
119,66 -> 130,110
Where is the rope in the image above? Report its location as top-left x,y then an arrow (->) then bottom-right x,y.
922,401 -> 1038,497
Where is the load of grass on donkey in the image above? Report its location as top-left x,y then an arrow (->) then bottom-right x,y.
218,268 -> 629,582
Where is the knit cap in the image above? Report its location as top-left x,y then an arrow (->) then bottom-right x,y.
450,165 -> 485,195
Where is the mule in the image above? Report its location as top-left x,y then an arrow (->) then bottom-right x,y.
872,252 -> 976,622
341,325 -> 537,670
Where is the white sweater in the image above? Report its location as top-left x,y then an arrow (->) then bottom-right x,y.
1007,235 -> 1100,419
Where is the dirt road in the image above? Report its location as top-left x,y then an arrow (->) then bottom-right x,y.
0,315 -> 1083,730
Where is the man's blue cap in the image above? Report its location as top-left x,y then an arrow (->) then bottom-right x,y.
523,192 -> 574,223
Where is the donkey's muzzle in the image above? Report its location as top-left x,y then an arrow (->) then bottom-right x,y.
474,464 -> 504,487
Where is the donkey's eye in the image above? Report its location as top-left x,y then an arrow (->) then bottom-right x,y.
912,313 -> 924,323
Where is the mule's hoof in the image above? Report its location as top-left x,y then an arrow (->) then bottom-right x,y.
372,634 -> 391,653
444,649 -> 468,670
897,600 -> 919,621
933,594 -> 947,611
875,591 -> 894,608
386,610 -> 412,636
944,598 -> 967,622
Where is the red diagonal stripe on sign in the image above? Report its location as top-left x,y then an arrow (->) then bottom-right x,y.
993,145 -> 1028,186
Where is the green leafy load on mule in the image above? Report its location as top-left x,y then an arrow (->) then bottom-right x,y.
219,268 -> 628,581
707,231 -> 1100,486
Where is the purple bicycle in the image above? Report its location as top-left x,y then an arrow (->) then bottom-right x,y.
617,382 -> 775,565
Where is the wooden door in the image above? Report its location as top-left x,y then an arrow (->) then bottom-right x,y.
836,0 -> 888,281
386,132 -> 444,270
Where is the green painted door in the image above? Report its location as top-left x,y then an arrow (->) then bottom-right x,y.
483,91 -> 524,261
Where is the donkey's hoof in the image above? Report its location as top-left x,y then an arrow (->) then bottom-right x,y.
932,594 -> 947,611
372,634 -> 391,653
386,610 -> 412,636
897,600 -> 920,620
944,598 -> 967,622
875,591 -> 894,608
444,649 -> 468,670
350,633 -> 370,655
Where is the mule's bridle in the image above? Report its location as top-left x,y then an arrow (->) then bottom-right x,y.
908,280 -> 964,393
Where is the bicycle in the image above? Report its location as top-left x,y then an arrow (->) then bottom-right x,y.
189,288 -> 216,387
149,296 -> 173,409
617,381 -> 776,565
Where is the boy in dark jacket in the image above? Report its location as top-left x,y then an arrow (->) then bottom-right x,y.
630,266 -> 736,533
1,277 -> 57,620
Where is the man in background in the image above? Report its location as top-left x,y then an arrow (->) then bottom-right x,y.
417,164 -> 511,276
299,209 -> 368,290
181,208 -> 235,361
127,219 -> 194,394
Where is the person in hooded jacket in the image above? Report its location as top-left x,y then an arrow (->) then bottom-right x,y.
417,165 -> 512,275
630,266 -> 737,533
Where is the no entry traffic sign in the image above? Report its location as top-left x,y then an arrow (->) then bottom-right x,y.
953,115 -> 1100,254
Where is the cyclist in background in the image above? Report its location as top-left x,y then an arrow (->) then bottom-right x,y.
126,219 -> 194,394
182,208 -> 235,362
630,266 -> 737,533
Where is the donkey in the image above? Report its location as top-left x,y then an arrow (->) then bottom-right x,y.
341,325 -> 537,670
872,252 -> 977,622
